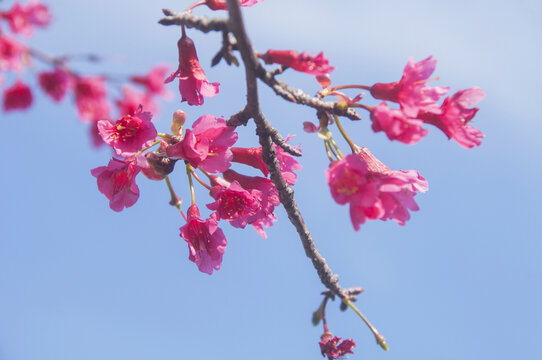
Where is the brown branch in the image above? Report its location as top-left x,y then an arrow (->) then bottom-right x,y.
226,0 -> 347,300
158,10 -> 362,122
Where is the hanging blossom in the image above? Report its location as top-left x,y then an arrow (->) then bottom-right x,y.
166,114 -> 238,173
326,148 -> 428,230
201,0 -> 263,11
179,204 -> 227,275
370,56 -> 449,118
418,87 -> 486,149
3,80 -> 33,111
97,108 -> 157,159
319,333 -> 356,360
370,102 -> 428,145
165,31 -> 219,106
38,67 -> 72,102
261,49 -> 334,76
2,0 -> 52,36
223,170 -> 280,238
91,158 -> 141,212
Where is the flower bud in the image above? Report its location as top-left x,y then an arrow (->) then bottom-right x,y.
171,110 -> 186,136
146,152 -> 177,177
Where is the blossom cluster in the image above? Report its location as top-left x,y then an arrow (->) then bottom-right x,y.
0,1 -> 172,147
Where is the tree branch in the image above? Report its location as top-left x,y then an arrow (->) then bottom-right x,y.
226,0 -> 347,300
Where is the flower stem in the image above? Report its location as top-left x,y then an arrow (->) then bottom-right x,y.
342,298 -> 388,351
185,0 -> 205,13
164,175 -> 182,211
186,164 -> 196,205
329,137 -> 344,159
134,140 -> 161,158
324,141 -> 335,162
190,168 -> 212,190
330,84 -> 371,92
334,115 -> 357,154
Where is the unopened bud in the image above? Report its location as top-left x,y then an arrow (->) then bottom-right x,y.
312,306 -> 323,326
171,110 -> 186,136
146,152 -> 177,176
340,302 -> 347,312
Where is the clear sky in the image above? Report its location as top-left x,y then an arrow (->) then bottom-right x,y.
1,0 -> 541,359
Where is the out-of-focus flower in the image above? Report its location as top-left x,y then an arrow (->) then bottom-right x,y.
115,86 -> 157,116
203,0 -> 263,11
319,332 -> 356,360
74,76 -> 110,122
0,35 -> 27,71
3,80 -> 33,111
130,65 -> 170,97
3,1 -> 51,36
38,67 -> 72,102
370,102 -> 428,144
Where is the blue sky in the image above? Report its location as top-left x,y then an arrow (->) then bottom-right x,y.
1,1 -> 541,359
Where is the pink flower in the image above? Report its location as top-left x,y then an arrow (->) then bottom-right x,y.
262,49 -> 334,76
115,86 -> 157,116
166,114 -> 238,173
4,1 -> 51,36
97,109 -> 157,158
326,148 -> 428,230
74,76 -> 110,122
207,176 -> 262,229
165,33 -> 219,106
319,333 -> 356,360
223,170 -> 280,238
89,121 -> 106,148
180,204 -> 227,275
230,139 -> 302,185
203,0 -> 263,11
90,158 -> 141,212
130,65 -> 170,97
419,87 -> 485,148
38,68 -> 72,102
370,102 -> 428,144
3,80 -> 33,111
0,35 -> 26,71
370,56 -> 449,118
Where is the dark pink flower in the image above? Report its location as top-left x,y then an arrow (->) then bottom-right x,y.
207,176 -> 262,229
3,80 -> 33,111
130,65 -> 170,97
223,170 -> 280,238
319,333 -> 356,360
370,102 -> 428,144
115,86 -> 157,116
326,148 -> 427,230
0,35 -> 26,71
203,0 -> 263,11
370,56 -> 449,118
90,158 -> 141,212
230,139 -> 302,185
419,87 -> 485,148
165,33 -> 219,106
97,109 -> 157,158
4,1 -> 51,36
180,204 -> 227,275
262,49 -> 334,76
166,114 -> 238,173
74,76 -> 110,122
89,121 -> 106,148
38,68 -> 72,102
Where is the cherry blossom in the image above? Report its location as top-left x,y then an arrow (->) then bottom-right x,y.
370,56 -> 449,118
97,109 -> 157,158
130,65 -> 170,97
370,102 -> 428,144
419,87 -> 485,148
38,67 -> 72,102
319,333 -> 356,360
166,114 -> 237,173
3,1 -> 51,36
262,49 -> 334,76
3,80 -> 32,111
180,204 -> 227,275
203,0 -> 263,11
115,86 -> 157,116
74,76 -> 110,122
90,158 -> 141,212
0,35 -> 26,71
165,32 -> 219,106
